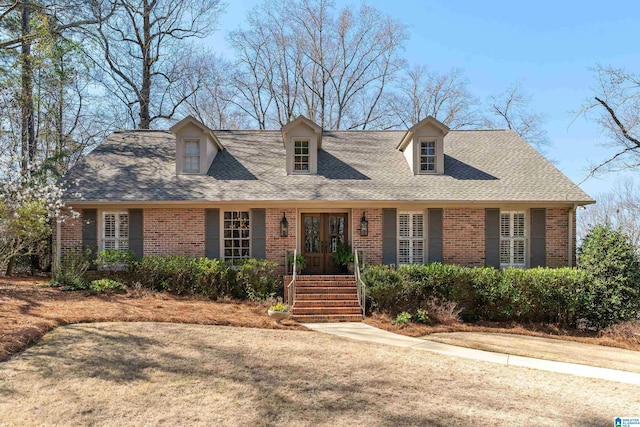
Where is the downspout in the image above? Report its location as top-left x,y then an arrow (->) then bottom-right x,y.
568,205 -> 576,267
55,219 -> 61,274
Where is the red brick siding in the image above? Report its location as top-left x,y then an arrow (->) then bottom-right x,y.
265,208 -> 297,275
143,208 -> 205,257
352,208 -> 383,265
442,208 -> 486,267
546,208 -> 570,268
56,214 -> 83,258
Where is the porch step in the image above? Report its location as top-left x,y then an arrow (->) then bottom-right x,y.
288,274 -> 362,323
292,314 -> 364,323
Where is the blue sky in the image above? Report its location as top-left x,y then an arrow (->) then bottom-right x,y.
207,0 -> 640,199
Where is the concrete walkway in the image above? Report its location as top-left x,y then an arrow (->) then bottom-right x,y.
304,322 -> 640,385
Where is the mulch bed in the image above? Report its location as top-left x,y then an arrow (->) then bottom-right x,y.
0,277 -> 305,361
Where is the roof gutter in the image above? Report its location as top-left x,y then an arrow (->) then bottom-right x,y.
568,204 -> 576,267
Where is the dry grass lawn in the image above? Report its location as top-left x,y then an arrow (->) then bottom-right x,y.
425,332 -> 640,374
1,322 -> 639,426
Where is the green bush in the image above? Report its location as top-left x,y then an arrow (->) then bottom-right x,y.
236,258 -> 281,301
578,223 -> 640,329
414,308 -> 430,324
95,249 -> 136,271
393,311 -> 412,325
90,278 -> 127,293
362,263 -> 594,327
52,248 -> 91,290
132,256 -> 280,301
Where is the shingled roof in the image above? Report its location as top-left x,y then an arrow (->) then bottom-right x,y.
62,128 -> 593,204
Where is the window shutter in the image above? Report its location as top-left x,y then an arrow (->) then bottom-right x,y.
251,208 -> 266,259
485,208 -> 500,268
428,208 -> 443,263
129,209 -> 144,260
382,208 -> 397,265
530,208 -> 546,267
82,209 -> 98,267
205,208 -> 220,259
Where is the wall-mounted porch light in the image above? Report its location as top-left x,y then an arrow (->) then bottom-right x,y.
360,212 -> 368,236
280,213 -> 289,237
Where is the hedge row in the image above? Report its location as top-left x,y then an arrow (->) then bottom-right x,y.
132,256 -> 281,300
362,263 -> 607,328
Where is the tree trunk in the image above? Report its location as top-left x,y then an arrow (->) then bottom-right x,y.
21,0 -> 35,173
139,0 -> 152,129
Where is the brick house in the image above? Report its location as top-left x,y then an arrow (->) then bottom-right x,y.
57,114 -> 593,274
55,115 -> 592,319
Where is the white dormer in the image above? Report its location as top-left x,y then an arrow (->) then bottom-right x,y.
397,116 -> 449,175
281,115 -> 322,175
170,116 -> 224,175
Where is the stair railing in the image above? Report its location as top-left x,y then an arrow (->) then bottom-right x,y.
287,249 -> 298,309
353,248 -> 366,319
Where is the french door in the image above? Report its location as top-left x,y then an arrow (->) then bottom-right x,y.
301,213 -> 348,274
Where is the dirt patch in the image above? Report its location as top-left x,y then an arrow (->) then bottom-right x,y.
1,322 -> 638,426
0,277 -> 304,361
364,312 -> 640,351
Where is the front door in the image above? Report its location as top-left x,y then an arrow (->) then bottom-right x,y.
301,213 -> 348,274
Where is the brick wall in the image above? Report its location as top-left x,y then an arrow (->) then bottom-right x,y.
265,208 -> 297,275
56,214 -> 83,258
442,208 -> 486,267
352,208 -> 383,265
143,208 -> 205,257
546,208 -> 571,268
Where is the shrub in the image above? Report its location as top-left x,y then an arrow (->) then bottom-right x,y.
236,259 -> 281,301
89,278 -> 127,293
414,308 -> 430,325
269,301 -> 288,312
362,263 -> 594,327
578,223 -> 640,329
393,312 -> 412,326
95,249 -> 136,271
52,248 -> 91,290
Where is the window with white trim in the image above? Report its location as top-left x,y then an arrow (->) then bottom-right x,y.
223,211 -> 250,262
419,140 -> 436,173
103,212 -> 129,250
500,211 -> 526,268
183,139 -> 200,173
293,140 -> 309,172
398,212 -> 424,265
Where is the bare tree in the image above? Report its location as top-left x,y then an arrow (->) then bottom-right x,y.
578,180 -> 640,248
488,82 -> 549,149
230,0 -> 407,130
90,0 -> 224,129
391,64 -> 482,129
579,65 -> 640,177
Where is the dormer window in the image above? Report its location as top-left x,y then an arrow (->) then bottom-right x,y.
294,140 -> 310,172
420,140 -> 436,173
184,139 -> 200,173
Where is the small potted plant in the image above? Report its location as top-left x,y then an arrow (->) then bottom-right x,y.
267,300 -> 290,323
332,243 -> 354,273
287,253 -> 306,274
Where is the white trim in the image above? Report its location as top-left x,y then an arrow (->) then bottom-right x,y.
101,211 -> 129,251
397,210 -> 426,265
500,210 -> 527,268
182,138 -> 201,174
418,139 -> 437,174
220,209 -> 251,263
292,139 -> 311,174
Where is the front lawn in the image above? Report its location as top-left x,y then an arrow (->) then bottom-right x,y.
1,322 -> 638,426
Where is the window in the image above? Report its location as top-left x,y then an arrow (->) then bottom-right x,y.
419,140 -> 436,173
223,211 -> 250,262
293,140 -> 309,172
500,211 -> 526,267
184,139 -> 200,173
103,212 -> 129,250
398,212 -> 424,265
